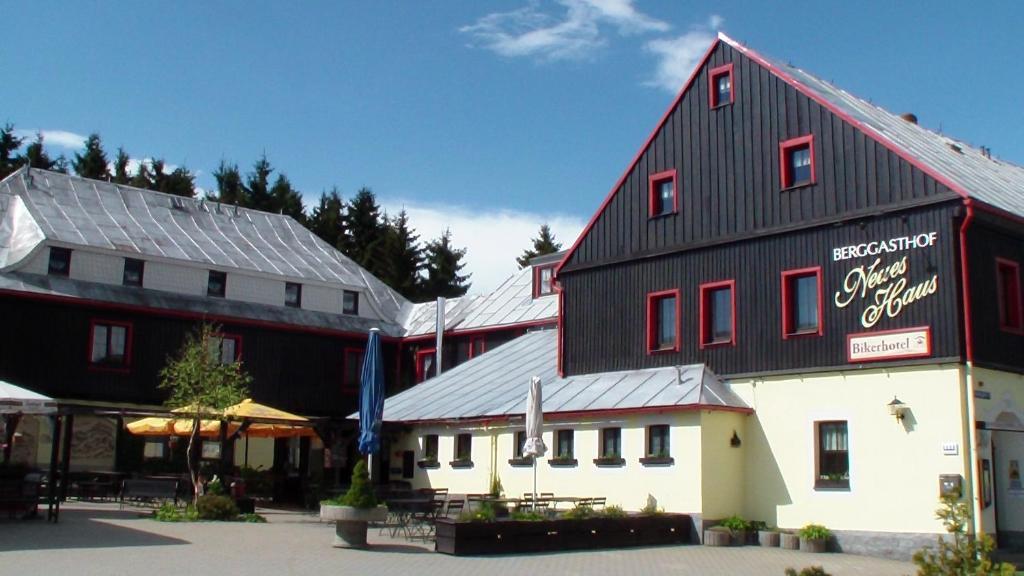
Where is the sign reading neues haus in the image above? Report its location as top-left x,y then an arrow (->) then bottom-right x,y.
847,326 -> 932,363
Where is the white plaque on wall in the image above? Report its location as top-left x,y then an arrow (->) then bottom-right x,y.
847,326 -> 931,363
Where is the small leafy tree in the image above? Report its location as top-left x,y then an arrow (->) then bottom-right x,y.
913,495 -> 1014,576
158,324 -> 250,504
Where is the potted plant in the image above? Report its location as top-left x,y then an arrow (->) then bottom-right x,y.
798,523 -> 831,553
720,515 -> 751,545
319,459 -> 388,548
756,523 -> 781,547
780,530 -> 800,550
703,525 -> 734,547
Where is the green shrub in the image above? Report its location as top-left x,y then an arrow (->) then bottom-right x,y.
563,505 -> 595,520
206,475 -> 226,496
784,567 -> 831,576
749,520 -> 769,532
321,459 -> 377,509
184,504 -> 199,521
798,523 -> 831,540
153,502 -> 184,522
510,510 -> 545,521
489,475 -> 504,497
239,513 -> 267,523
458,501 -> 497,523
602,505 -> 627,518
913,495 -> 1015,576
196,494 -> 239,521
721,515 -> 750,533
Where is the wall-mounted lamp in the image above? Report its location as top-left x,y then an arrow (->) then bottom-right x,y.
888,396 -> 909,422
730,431 -> 742,447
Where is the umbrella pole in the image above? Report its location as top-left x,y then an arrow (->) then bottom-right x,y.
532,457 -> 537,512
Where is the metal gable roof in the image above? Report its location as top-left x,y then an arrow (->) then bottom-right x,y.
455,260 -> 559,331
378,330 -> 749,423
0,168 -> 410,321
718,33 -> 1024,219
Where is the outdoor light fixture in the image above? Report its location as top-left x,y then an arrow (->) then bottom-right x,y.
888,396 -> 908,422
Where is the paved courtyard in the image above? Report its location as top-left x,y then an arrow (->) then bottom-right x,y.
0,502 -> 915,576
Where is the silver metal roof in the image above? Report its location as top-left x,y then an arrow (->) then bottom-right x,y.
379,330 -> 749,422
399,295 -> 481,337
0,271 -> 405,337
720,33 -> 1024,218
0,168 -> 409,320
455,261 -> 559,331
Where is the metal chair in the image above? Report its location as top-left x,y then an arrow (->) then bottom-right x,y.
445,498 -> 465,518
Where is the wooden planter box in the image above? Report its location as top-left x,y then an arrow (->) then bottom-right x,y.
435,514 -> 691,555
758,530 -> 781,547
780,532 -> 800,550
703,528 -> 734,546
800,537 -> 828,553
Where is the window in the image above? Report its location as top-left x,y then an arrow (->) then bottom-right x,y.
343,290 -> 359,315
423,434 -> 439,462
648,170 -> 677,217
454,433 -> 472,462
469,336 -> 486,359
700,280 -> 736,348
143,440 -> 166,459
201,440 -> 221,460
780,135 -> 816,188
816,421 -> 849,489
555,429 -> 574,459
48,247 -> 71,276
89,321 -> 131,369
285,282 -> 302,308
709,63 -> 734,108
600,427 -> 621,459
514,431 -> 527,458
646,289 -> 680,354
534,265 -> 556,297
123,258 -> 144,287
415,349 -> 436,383
647,425 -> 670,458
781,267 -> 823,338
996,258 -> 1023,333
342,348 -> 364,394
208,334 -> 241,364
207,271 -> 226,298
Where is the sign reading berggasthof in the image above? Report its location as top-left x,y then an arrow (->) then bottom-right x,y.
833,232 -> 939,329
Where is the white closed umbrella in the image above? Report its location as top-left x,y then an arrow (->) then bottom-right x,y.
523,376 -> 546,510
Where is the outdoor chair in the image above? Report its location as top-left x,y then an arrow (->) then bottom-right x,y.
405,499 -> 444,541
444,498 -> 464,518
589,497 -> 606,509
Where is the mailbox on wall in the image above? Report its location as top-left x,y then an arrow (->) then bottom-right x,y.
939,474 -> 963,498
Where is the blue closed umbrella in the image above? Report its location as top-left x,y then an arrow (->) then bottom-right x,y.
357,328 -> 386,455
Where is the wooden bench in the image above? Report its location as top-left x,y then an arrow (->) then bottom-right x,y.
120,479 -> 178,509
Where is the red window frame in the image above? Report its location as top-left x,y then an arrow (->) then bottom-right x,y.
996,258 -> 1023,334
533,264 -> 556,298
342,347 -> 365,395
87,319 -> 133,372
645,289 -> 681,354
469,336 -> 486,359
699,279 -> 736,349
781,267 -> 823,338
415,348 -> 436,383
209,332 -> 243,364
708,63 -> 734,108
647,169 -> 678,218
779,135 -> 816,189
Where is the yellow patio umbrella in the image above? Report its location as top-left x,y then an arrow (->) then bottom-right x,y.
222,398 -> 308,422
244,423 -> 317,438
127,417 -> 229,438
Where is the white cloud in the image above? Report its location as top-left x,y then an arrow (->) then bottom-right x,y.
644,15 -> 723,92
379,199 -> 586,294
14,129 -> 87,151
460,0 -> 669,61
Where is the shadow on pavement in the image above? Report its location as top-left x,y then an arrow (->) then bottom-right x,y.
0,507 -> 189,552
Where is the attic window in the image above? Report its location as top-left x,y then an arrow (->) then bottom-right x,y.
709,63 -> 734,108
207,271 -> 227,298
648,170 -> 677,218
534,265 -> 556,297
285,282 -> 302,308
48,247 -> 71,277
780,135 -> 816,189
343,290 -> 359,315
123,258 -> 144,287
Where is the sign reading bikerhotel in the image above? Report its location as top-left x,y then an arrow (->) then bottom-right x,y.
847,327 -> 931,362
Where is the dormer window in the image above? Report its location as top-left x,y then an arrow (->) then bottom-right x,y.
285,282 -> 302,308
343,290 -> 359,315
48,247 -> 71,277
648,170 -> 677,217
780,135 -> 816,188
207,271 -> 226,298
709,63 -> 734,108
533,265 -> 555,298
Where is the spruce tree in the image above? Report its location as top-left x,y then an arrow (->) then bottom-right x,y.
23,133 -> 57,171
516,224 -> 563,268
213,161 -> 246,206
72,133 -> 111,180
381,210 -> 424,300
129,161 -> 153,189
245,155 -> 274,211
0,124 -> 24,179
308,188 -> 347,249
344,187 -> 388,276
269,173 -> 306,224
112,148 -> 131,184
420,229 -> 471,299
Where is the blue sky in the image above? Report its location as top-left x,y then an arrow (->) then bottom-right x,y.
3,1 -> 1022,292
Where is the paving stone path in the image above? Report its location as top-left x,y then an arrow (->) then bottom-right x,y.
0,502 -> 915,576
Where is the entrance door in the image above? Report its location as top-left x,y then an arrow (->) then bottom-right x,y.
993,430 -> 1024,547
